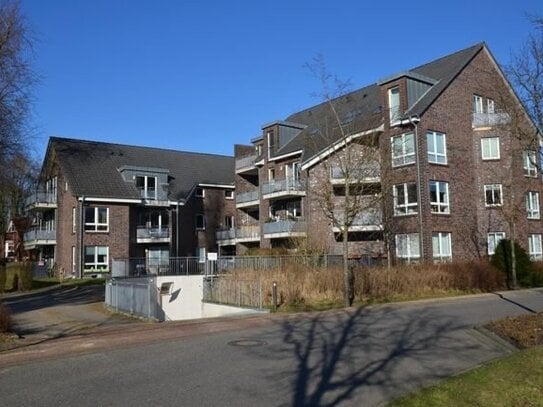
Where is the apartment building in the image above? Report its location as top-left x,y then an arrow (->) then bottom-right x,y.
226,43 -> 543,263
24,137 -> 235,276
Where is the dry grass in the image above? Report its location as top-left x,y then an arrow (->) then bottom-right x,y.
486,312 -> 543,348
222,261 -> 506,310
0,301 -> 11,333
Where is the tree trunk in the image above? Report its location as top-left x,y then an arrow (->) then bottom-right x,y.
343,175 -> 354,307
509,221 -> 517,289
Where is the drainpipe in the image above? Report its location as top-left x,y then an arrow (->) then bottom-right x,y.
79,196 -> 85,279
408,115 -> 424,261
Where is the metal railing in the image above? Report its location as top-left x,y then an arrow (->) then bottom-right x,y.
262,178 -> 305,195
136,226 -> 170,240
25,192 -> 57,207
235,154 -> 257,170
472,112 -> 510,127
105,278 -> 160,320
203,278 -> 263,308
330,164 -> 380,180
216,226 -> 260,242
235,190 -> 259,204
24,228 -> 56,242
263,219 -> 306,235
216,228 -> 236,241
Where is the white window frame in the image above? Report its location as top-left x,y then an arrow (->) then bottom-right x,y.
484,184 -> 503,207
393,183 -> 418,216
84,246 -> 109,272
71,246 -> 76,274
473,95 -> 483,114
529,234 -> 543,261
196,214 -> 205,230
523,150 -> 537,177
395,233 -> 420,262
225,189 -> 234,200
84,207 -> 109,232
391,132 -> 415,167
427,131 -> 447,164
481,137 -> 500,160
72,207 -> 76,234
388,86 -> 400,123
432,232 -> 452,262
429,181 -> 450,214
225,215 -> 235,229
526,191 -> 540,219
487,98 -> 495,114
487,232 -> 505,256
136,175 -> 157,200
195,187 -> 205,198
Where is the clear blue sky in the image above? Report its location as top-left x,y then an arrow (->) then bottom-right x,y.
23,0 -> 543,161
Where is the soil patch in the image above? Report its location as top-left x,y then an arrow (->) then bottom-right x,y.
485,312 -> 543,348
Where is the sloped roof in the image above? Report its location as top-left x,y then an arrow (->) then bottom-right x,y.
269,43 -> 485,165
49,137 -> 234,202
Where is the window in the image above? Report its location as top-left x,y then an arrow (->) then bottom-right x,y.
481,137 -> 500,160
268,168 -> 275,182
196,214 -> 205,230
484,184 -> 502,207
388,86 -> 400,123
225,215 -> 235,229
195,187 -> 205,197
267,130 -> 276,155
197,247 -> 206,263
72,207 -> 76,234
432,232 -> 452,262
286,200 -> 302,218
391,132 -> 415,167
84,207 -> 109,232
225,190 -> 234,199
529,234 -> 543,261
255,144 -> 262,156
429,181 -> 450,214
393,183 -> 418,215
526,191 -> 540,219
427,131 -> 447,164
395,233 -> 420,262
473,95 -> 483,113
487,98 -> 495,114
84,246 -> 109,272
523,150 -> 537,177
71,246 -> 76,274
136,175 -> 157,199
487,232 -> 505,256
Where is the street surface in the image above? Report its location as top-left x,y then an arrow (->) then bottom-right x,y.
1,288 -> 542,406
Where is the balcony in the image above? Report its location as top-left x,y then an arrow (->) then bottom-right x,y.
332,210 -> 382,232
330,164 -> 380,184
236,190 -> 260,209
216,226 -> 260,245
235,154 -> 258,174
139,190 -> 169,207
24,228 -> 56,249
263,219 -> 306,238
25,192 -> 57,211
136,226 -> 170,243
472,112 -> 510,129
262,179 -> 305,199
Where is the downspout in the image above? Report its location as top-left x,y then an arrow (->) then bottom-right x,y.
79,196 -> 85,278
408,115 -> 424,261
176,200 -> 180,258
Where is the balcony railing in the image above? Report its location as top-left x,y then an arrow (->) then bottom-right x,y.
263,219 -> 306,236
216,229 -> 236,241
262,179 -> 305,196
333,210 -> 382,230
472,112 -> 510,128
235,154 -> 257,171
25,192 -> 57,209
24,228 -> 56,247
236,190 -> 259,204
136,226 -> 170,242
216,226 -> 260,243
330,164 -> 380,182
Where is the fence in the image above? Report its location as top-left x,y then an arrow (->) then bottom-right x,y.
105,278 -> 160,319
203,277 -> 263,308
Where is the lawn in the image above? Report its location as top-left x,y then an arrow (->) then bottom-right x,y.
390,313 -> 543,406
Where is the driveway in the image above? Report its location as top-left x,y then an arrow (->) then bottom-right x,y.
1,284 -> 136,348
1,288 -> 542,406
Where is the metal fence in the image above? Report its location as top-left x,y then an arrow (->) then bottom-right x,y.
105,278 -> 160,319
203,277 -> 263,308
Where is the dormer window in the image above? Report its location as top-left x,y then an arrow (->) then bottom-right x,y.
388,86 -> 400,123
473,95 -> 483,114
267,130 -> 276,156
136,176 -> 157,199
195,187 -> 205,197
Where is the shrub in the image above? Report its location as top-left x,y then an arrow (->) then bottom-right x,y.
0,301 -> 11,333
16,262 -> 33,291
491,240 -> 534,287
0,263 -> 6,292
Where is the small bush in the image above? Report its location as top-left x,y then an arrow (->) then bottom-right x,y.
491,240 -> 535,287
0,263 -> 6,292
0,301 -> 11,333
16,262 -> 33,291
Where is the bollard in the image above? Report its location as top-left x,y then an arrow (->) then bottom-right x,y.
272,281 -> 277,312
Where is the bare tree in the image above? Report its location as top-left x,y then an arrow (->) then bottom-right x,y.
305,56 -> 383,306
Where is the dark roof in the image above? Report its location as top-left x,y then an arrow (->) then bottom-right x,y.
269,43 -> 485,164
49,137 -> 234,201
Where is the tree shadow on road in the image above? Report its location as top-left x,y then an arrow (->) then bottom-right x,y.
252,305 -> 496,407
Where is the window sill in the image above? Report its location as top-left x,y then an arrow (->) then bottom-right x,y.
84,230 -> 110,234
392,162 -> 416,169
428,161 -> 448,166
431,212 -> 451,216
393,212 -> 418,217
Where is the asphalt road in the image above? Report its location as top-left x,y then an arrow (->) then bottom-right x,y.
1,288 -> 542,407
